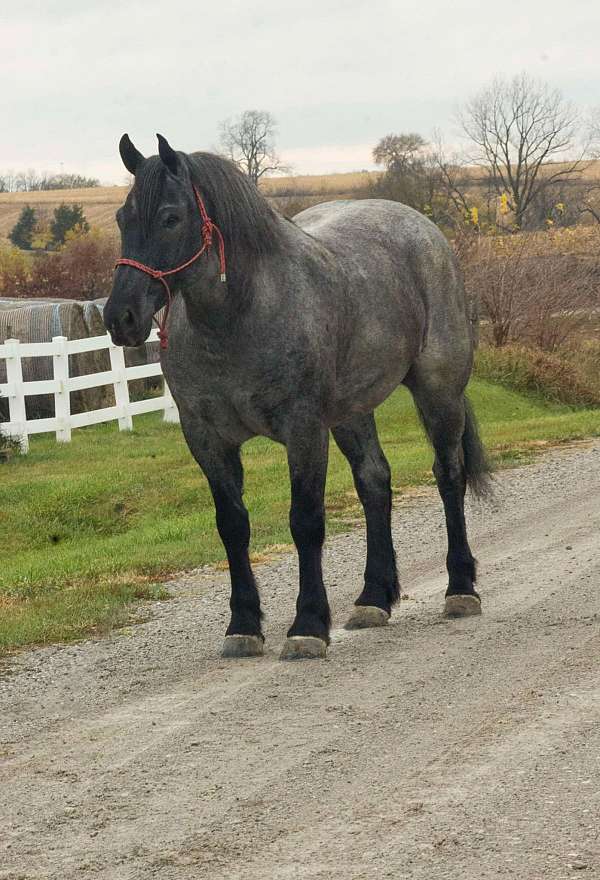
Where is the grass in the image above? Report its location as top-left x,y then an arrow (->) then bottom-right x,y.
1,378 -> 599,655
475,344 -> 600,407
261,170 -> 379,198
0,173 -> 380,243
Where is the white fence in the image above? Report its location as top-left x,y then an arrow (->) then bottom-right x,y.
0,328 -> 178,453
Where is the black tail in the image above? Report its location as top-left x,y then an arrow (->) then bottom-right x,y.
463,396 -> 493,498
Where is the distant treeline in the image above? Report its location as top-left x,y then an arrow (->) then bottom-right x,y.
0,171 -> 99,193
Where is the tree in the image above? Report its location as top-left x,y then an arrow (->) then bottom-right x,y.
14,169 -> 43,192
589,107 -> 600,158
580,108 -> 600,224
373,133 -> 427,173
219,110 -> 288,184
50,204 -> 89,247
371,131 -> 466,226
459,73 -> 584,229
0,170 -> 99,193
9,205 -> 37,250
42,173 -> 100,191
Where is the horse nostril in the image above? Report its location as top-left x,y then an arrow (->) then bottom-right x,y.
122,309 -> 135,327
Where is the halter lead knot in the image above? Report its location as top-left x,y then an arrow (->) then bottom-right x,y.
114,186 -> 227,350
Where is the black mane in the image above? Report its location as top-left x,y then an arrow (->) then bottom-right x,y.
186,152 -> 285,300
185,152 -> 285,266
135,159 -> 167,237
135,150 -> 285,300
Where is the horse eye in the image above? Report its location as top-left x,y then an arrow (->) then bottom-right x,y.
163,213 -> 180,229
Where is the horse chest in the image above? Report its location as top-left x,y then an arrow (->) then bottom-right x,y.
167,355 -> 294,443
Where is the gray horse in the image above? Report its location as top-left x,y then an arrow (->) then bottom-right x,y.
104,134 -> 490,660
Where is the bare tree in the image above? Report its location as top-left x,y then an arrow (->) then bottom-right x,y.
589,107 -> 600,158
460,73 -> 585,228
0,169 -> 100,193
371,131 -> 470,226
579,108 -> 600,224
219,110 -> 288,185
429,131 -> 474,225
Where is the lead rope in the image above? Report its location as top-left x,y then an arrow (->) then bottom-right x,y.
114,186 -> 227,350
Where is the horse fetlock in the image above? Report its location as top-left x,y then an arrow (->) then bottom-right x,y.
287,611 -> 330,644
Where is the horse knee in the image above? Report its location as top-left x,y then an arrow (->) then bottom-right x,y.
215,500 -> 250,551
355,455 -> 391,500
289,485 -> 325,547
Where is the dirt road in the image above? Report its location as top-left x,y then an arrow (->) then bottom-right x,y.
1,442 -> 599,879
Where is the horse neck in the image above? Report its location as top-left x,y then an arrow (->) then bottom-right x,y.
179,212 -> 338,333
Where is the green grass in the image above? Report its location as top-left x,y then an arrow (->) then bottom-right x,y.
2,378 -> 599,655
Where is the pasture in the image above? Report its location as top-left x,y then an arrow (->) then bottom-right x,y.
2,378 -> 600,655
2,159 -> 599,244
0,172 -> 380,243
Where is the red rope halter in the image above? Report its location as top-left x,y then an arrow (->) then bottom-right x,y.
114,186 -> 227,350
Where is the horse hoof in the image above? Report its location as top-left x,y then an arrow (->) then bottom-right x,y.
279,636 -> 327,661
444,594 -> 482,618
221,635 -> 264,658
344,605 -> 390,630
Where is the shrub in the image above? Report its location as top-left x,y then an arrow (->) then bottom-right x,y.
475,344 -> 600,406
272,195 -> 320,218
0,245 -> 31,296
0,230 -> 118,300
460,231 -> 599,350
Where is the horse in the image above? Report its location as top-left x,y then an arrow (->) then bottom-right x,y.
104,133 -> 491,661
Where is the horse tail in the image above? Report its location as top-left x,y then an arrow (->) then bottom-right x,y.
462,396 -> 493,498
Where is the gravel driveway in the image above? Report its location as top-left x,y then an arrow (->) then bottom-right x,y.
1,441 -> 599,879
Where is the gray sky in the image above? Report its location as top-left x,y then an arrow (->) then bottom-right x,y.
2,0 -> 599,183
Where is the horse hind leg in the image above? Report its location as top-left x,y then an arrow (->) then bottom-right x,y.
405,375 -> 487,617
332,414 -> 399,629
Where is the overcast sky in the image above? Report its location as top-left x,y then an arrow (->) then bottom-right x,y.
2,0 -> 599,183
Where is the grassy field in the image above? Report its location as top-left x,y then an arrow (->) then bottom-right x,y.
0,172 -> 382,243
0,186 -> 128,243
2,378 -> 600,655
2,159 -> 599,244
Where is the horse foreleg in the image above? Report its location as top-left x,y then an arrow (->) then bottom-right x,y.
280,421 -> 330,660
180,420 -> 264,657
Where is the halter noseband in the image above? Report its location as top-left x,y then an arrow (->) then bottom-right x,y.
114,186 -> 227,350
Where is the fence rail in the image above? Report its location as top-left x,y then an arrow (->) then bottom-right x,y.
0,329 -> 178,453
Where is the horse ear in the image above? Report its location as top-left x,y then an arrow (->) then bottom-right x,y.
157,133 -> 179,176
119,134 -> 144,176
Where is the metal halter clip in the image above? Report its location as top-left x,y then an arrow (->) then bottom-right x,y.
220,273 -> 227,283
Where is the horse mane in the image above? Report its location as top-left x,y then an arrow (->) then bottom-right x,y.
185,152 -> 285,298
134,150 -> 286,301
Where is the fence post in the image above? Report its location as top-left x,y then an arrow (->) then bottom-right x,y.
4,338 -> 29,453
162,377 -> 179,424
52,336 -> 72,443
109,343 -> 133,431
